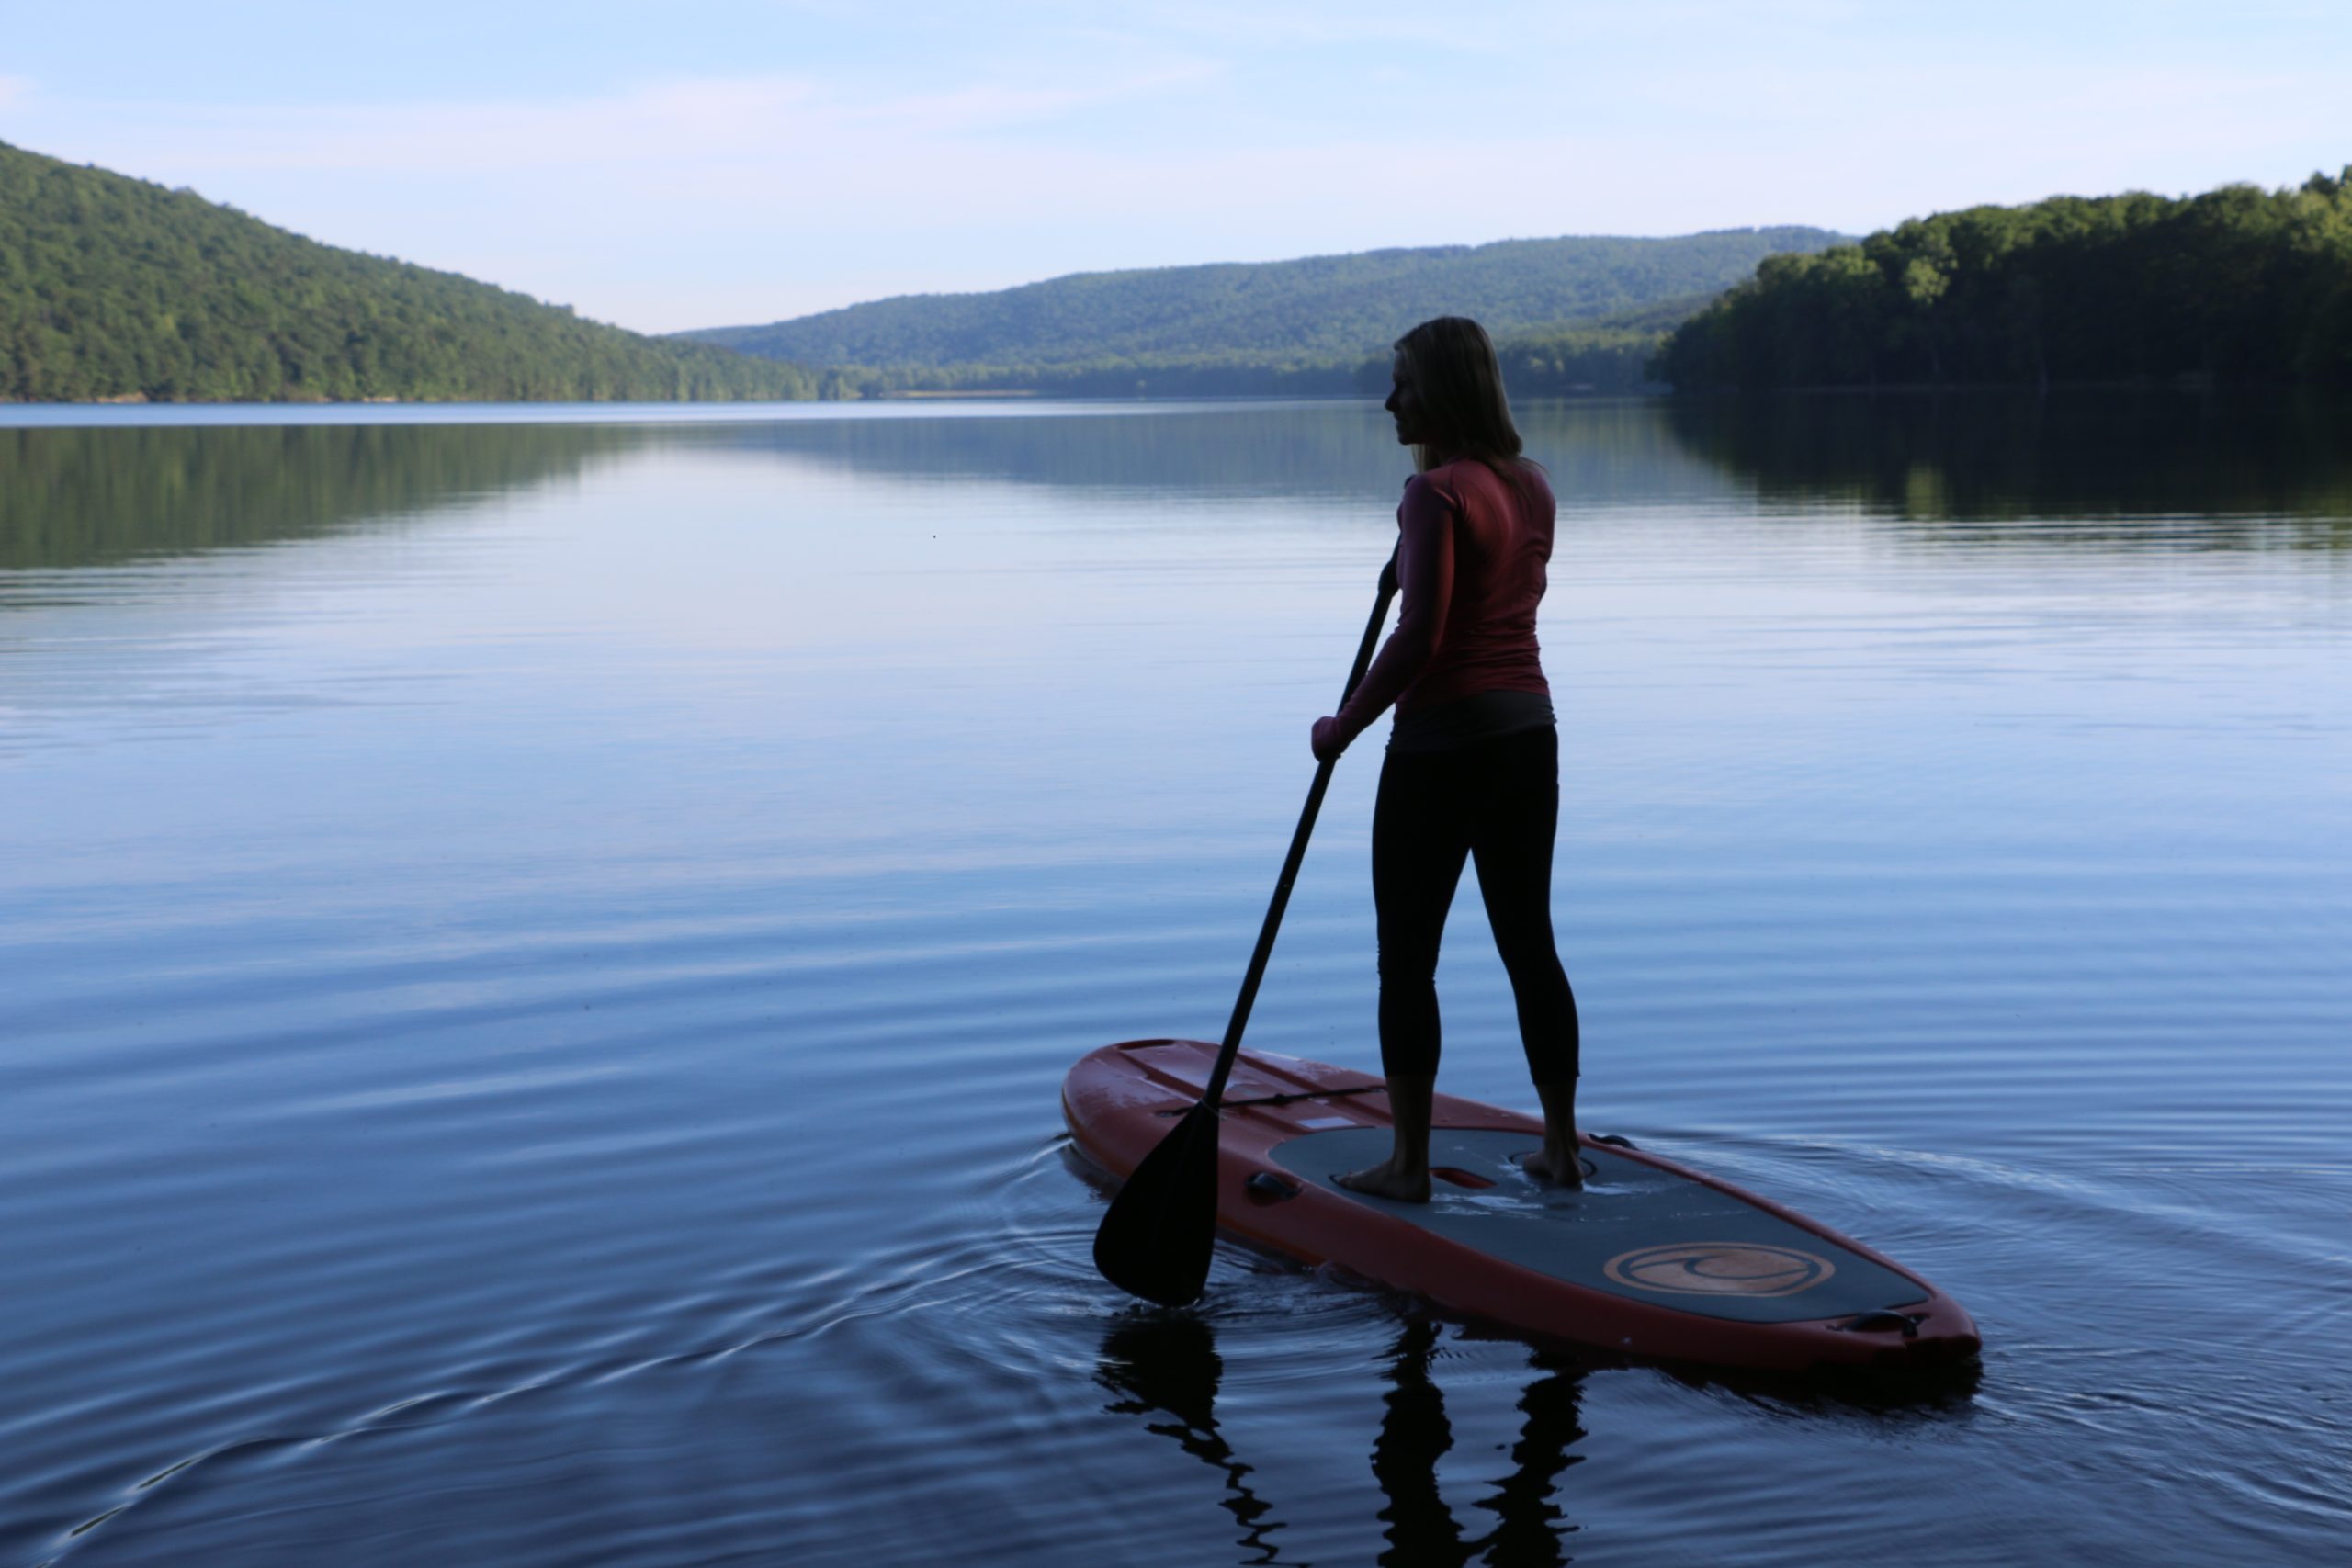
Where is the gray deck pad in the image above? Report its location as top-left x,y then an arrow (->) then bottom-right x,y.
1270,1128 -> 1926,1325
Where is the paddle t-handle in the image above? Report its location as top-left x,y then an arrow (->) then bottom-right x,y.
1091,547 -> 1398,1308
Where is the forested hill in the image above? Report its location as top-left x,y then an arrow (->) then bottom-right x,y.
677,229 -> 1845,394
0,141 -> 814,403
1657,173 -> 2352,390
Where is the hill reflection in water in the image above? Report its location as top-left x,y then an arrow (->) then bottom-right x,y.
12,391 -> 2346,580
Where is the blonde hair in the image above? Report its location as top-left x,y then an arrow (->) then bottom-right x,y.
1393,315 -> 1528,480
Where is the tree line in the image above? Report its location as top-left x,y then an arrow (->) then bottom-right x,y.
1657,173 -> 2352,390
806,319 -> 1668,400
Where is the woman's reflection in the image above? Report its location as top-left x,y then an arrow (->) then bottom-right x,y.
1459,1337 -> 1587,1567
1377,1318 -> 1588,1568
1097,1314 -> 1589,1567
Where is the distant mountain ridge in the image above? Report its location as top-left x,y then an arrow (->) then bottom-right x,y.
676,229 -> 1848,378
0,141 -> 813,403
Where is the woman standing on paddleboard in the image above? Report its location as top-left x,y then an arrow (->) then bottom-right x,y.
1311,315 -> 1582,1202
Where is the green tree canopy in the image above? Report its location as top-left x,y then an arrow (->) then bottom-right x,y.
1657,174 -> 2352,390
0,141 -> 815,403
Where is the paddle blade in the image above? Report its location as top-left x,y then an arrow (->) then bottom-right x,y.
1091,1101 -> 1222,1308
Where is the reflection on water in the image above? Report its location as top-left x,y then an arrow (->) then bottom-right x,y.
0,423 -> 657,570
12,391 -> 2351,579
685,399 -> 1733,514
1666,389 -> 2352,538
1099,1314 -> 1591,1568
1099,1308 -> 1987,1568
1098,1319 -> 1289,1562
1371,1320 -> 1586,1568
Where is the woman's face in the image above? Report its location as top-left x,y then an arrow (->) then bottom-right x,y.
1385,351 -> 1427,446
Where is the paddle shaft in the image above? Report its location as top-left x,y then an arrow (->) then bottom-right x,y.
1197,554 -> 1398,1110
1089,550 -> 1397,1307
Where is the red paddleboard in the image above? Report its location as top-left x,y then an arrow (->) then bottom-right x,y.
1065,1038 -> 1980,1372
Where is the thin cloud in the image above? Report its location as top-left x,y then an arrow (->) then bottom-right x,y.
20,64 -> 1220,180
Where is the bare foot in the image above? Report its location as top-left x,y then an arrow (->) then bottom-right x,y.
1521,1145 -> 1587,1190
1530,1083 -> 1584,1190
1334,1156 -> 1432,1203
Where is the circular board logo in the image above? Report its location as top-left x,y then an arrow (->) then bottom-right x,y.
1602,1242 -> 1836,1298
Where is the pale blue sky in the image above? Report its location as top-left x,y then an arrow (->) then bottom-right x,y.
5,2 -> 2345,333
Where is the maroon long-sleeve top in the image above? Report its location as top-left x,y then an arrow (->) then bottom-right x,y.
1329,457 -> 1555,749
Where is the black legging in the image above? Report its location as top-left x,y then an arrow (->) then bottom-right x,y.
1373,724 -> 1579,1085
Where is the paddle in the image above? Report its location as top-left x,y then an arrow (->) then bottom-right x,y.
1092,550 -> 1399,1307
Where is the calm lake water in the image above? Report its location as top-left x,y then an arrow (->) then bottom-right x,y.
4,393 -> 2348,1565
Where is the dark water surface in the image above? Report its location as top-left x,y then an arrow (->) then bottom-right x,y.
5,394 -> 2348,1565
